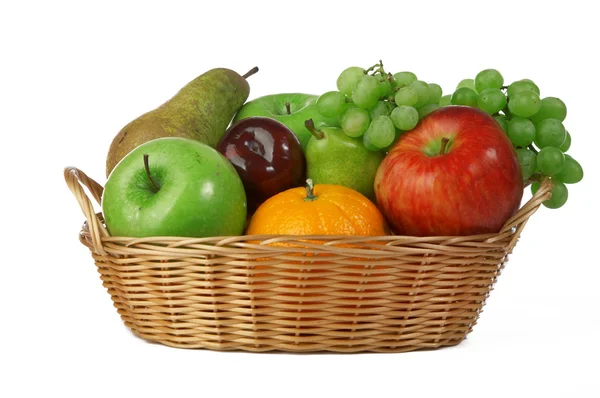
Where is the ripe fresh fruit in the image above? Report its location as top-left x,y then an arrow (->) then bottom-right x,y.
352,75 -> 381,109
534,118 -> 566,148
232,93 -> 339,150
532,180 -> 568,209
316,91 -> 348,118
507,116 -> 536,147
554,155 -> 583,184
217,117 -> 306,213
337,66 -> 367,96
474,69 -> 504,92
507,89 -> 541,117
451,87 -> 478,107
246,179 -> 388,236
305,120 -> 384,200
102,137 -> 247,237
536,146 -> 565,176
375,106 -> 523,236
340,107 -> 370,137
106,67 -> 257,177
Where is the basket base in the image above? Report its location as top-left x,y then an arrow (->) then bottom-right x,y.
124,320 -> 469,353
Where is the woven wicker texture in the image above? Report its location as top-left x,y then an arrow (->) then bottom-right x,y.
65,167 -> 552,353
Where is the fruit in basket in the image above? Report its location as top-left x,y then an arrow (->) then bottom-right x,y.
232,93 -> 340,150
102,137 -> 247,237
246,179 -> 388,236
375,106 -> 523,236
105,67 -> 259,177
217,117 -> 306,213
304,119 -> 384,200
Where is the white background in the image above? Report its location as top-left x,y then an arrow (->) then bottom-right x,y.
2,1 -> 599,397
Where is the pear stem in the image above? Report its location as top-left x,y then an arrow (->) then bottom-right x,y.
304,179 -> 317,201
242,66 -> 259,79
304,119 -> 325,140
439,137 -> 450,155
143,154 -> 160,193
285,101 -> 291,115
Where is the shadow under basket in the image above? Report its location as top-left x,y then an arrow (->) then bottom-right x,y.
65,167 -> 552,353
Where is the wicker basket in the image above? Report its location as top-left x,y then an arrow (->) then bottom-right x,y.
65,166 -> 552,353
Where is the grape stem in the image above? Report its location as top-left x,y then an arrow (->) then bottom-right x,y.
242,66 -> 259,79
285,101 -> 291,115
305,119 -> 325,140
143,154 -> 160,193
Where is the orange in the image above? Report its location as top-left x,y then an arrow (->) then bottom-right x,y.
245,180 -> 389,327
246,179 -> 388,236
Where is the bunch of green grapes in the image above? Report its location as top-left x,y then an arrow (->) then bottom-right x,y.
446,69 -> 583,209
315,61 -> 444,152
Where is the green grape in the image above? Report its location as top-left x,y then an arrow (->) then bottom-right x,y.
378,78 -> 393,98
418,103 -> 440,119
531,180 -> 568,209
477,88 -> 507,114
516,148 -> 537,180
337,66 -> 366,96
534,118 -> 566,148
410,80 -> 431,108
507,116 -> 536,147
536,147 -> 565,176
340,107 -> 370,138
456,78 -> 476,91
530,97 -> 567,124
393,71 -> 417,88
428,83 -> 443,104
352,75 -> 380,109
439,94 -> 452,107
369,100 -> 394,119
493,115 -> 508,133
507,90 -> 541,117
382,129 -> 404,153
395,86 -> 419,106
559,131 -> 572,152
451,87 -> 478,107
316,91 -> 347,118
390,106 -> 419,130
555,155 -> 584,184
507,79 -> 540,98
363,130 -> 381,151
365,115 -> 395,148
475,69 -> 504,92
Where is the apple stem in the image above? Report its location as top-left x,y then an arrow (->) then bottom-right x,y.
285,101 -> 291,115
304,179 -> 318,202
439,137 -> 450,155
143,154 -> 160,193
305,119 -> 325,140
242,66 -> 259,79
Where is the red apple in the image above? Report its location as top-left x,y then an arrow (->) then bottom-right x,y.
374,106 -> 523,236
217,117 -> 306,213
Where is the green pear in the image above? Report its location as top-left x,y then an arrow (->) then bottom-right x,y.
106,67 -> 258,177
305,119 -> 385,200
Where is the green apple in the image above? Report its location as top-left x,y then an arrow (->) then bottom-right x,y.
102,137 -> 247,237
232,93 -> 340,149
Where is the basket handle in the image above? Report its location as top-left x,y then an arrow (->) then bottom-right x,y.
494,177 -> 553,249
64,167 -> 109,255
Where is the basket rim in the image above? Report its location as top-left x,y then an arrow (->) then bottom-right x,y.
66,166 -> 553,256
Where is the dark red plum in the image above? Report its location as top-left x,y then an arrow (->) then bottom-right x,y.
217,117 -> 306,213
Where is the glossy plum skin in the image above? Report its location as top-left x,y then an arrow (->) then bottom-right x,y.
217,117 -> 306,213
